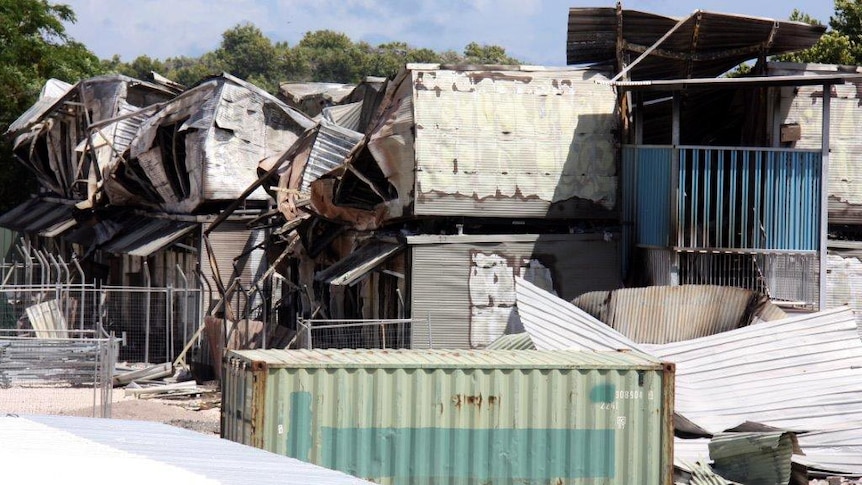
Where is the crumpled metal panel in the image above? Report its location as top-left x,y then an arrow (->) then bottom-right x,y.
314,241 -> 403,287
709,432 -> 796,485
518,278 -> 862,445
301,120 -> 364,194
572,286 -> 786,344
411,66 -> 618,218
126,74 -> 314,212
795,425 -> 862,475
5,79 -> 73,135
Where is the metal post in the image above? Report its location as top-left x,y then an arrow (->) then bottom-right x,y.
58,256 -> 72,327
166,285 -> 174,364
73,257 -> 85,330
176,265 -> 189,351
670,91 -> 681,286
143,261 -> 151,364
820,83 -> 831,312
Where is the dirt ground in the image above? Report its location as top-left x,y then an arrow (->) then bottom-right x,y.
0,385 -> 221,435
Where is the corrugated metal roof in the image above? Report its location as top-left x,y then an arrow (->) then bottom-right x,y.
0,414 -> 372,485
101,217 -> 197,257
314,241 -> 403,286
228,348 -> 662,370
322,101 -> 363,132
567,8 -> 825,80
0,198 -> 76,236
515,277 -> 644,352
5,79 -> 74,135
572,285 -> 786,344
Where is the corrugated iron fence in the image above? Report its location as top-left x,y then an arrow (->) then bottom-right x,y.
299,317 -> 432,350
623,145 -> 821,306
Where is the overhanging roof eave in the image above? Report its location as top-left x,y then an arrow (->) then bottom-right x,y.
601,73 -> 862,92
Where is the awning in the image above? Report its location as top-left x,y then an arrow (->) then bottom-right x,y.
0,198 -> 77,237
315,241 -> 403,286
63,212 -> 197,257
102,218 -> 197,257
567,8 -> 825,80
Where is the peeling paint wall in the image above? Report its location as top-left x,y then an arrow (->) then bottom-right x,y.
410,233 -> 620,349
411,67 -> 618,218
772,64 -> 862,223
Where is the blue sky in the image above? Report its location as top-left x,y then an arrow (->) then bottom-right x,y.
62,1 -> 836,67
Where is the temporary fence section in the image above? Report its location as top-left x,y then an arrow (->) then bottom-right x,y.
298,317 -> 431,350
0,330 -> 117,418
99,286 -> 203,364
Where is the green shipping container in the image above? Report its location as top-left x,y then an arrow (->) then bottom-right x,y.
222,349 -> 674,485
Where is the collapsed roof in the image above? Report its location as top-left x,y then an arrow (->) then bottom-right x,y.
567,8 -> 826,79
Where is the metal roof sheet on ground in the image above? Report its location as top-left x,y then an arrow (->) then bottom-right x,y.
0,198 -> 77,236
572,285 -> 786,344
314,241 -> 403,286
0,414 -> 372,485
515,277 -> 644,352
518,280 -> 862,476
567,8 -> 824,81
229,348 -> 663,370
708,432 -> 796,485
644,306 -> 862,434
795,426 -> 862,475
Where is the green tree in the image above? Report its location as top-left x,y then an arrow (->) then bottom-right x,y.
0,0 -> 103,210
462,42 -> 520,64
777,3 -> 862,65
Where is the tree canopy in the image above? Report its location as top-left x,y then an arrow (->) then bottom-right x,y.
0,0 -> 104,210
105,24 -> 522,91
777,1 -> 862,65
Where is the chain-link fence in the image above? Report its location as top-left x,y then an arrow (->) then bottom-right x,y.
298,317 -> 431,350
0,330 -> 117,417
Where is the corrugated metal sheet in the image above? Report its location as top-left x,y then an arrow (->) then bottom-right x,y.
709,432 -> 795,485
0,414 -> 373,485
201,221 -> 267,316
322,102 -> 363,132
101,218 -> 197,257
0,198 -> 76,236
409,233 -> 620,349
315,241 -> 403,286
517,277 -> 862,437
646,306 -> 862,434
223,348 -> 674,485
795,426 -> 862,475
128,74 -> 313,213
678,147 -> 821,251
301,120 -> 364,194
485,332 -> 534,350
630,145 -> 672,247
5,79 -> 73,135
515,277 -> 643,352
567,8 -> 824,81
771,64 -> 862,223
411,66 -> 618,218
572,286 -> 786,344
